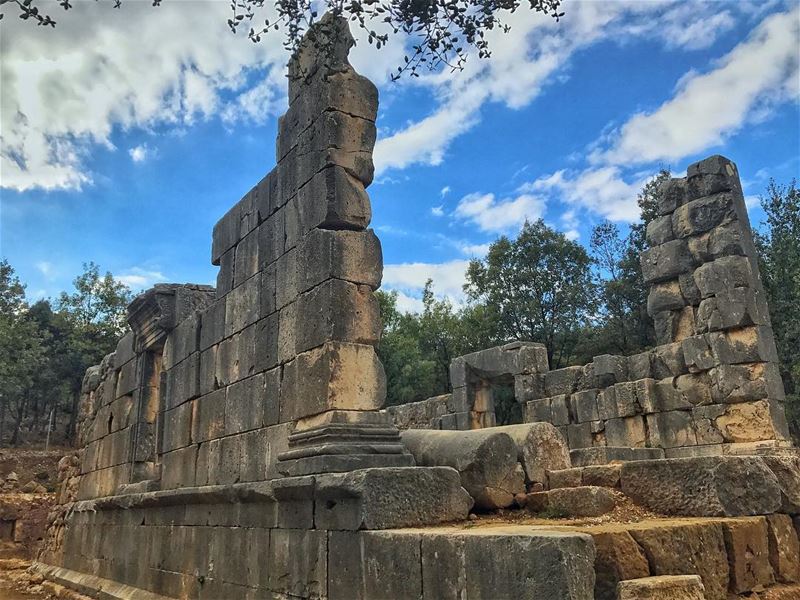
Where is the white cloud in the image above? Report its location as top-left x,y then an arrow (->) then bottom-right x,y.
514,6 -> 800,225
128,144 -> 152,163
393,291 -> 425,314
373,1 -> 744,176
431,205 -> 444,217
458,243 -> 492,257
525,166 -> 648,222
382,259 -> 470,305
35,261 -> 54,278
597,8 -> 800,166
0,2 -> 290,192
454,192 -> 546,232
116,267 -> 168,290
440,186 -> 451,197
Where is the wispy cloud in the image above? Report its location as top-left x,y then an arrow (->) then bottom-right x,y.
116,267 -> 168,290
431,205 -> 445,217
374,1 -> 747,177
524,6 -> 799,223
453,191 -> 546,233
596,8 -> 799,166
383,259 -> 471,307
129,144 -> 153,163
35,261 -> 54,279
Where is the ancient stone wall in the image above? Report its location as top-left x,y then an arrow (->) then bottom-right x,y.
75,285 -> 215,500
519,156 -> 792,457
410,165 -> 793,460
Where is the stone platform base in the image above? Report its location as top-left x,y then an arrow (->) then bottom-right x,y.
32,563 -> 170,600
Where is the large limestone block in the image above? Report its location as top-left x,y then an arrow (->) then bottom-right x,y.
296,165 -> 372,232
641,239 -> 694,284
672,192 -> 735,239
646,410 -> 697,448
491,423 -> 570,485
294,279 -> 381,353
617,575 -> 705,600
328,530 -> 422,600
693,255 -> 751,299
628,521 -> 728,600
400,429 -> 525,509
420,528 -> 596,600
592,531 -> 651,600
767,514 -> 800,583
268,528 -> 327,598
531,486 -> 617,517
605,416 -> 647,448
544,366 -> 583,396
686,155 -> 740,200
715,400 -> 785,443
710,362 -> 784,404
314,466 -> 472,530
709,326 -> 779,365
761,455 -> 800,514
620,456 -> 782,516
297,228 -> 382,294
697,288 -> 768,332
657,177 -> 687,215
280,341 -> 386,421
648,280 -> 686,316
721,517 -> 775,593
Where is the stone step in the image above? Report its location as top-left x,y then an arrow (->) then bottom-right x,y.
570,446 -> 665,467
519,485 -> 617,518
547,464 -> 621,490
617,575 -> 705,600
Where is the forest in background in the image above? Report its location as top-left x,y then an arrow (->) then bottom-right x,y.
1,174 -> 797,446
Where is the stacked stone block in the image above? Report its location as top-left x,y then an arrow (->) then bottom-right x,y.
518,156 -> 791,458
448,342 -> 548,429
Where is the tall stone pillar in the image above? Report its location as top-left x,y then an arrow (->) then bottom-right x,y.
641,155 -> 791,448
271,14 -> 414,475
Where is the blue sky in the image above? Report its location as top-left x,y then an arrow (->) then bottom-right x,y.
1,0 -> 798,312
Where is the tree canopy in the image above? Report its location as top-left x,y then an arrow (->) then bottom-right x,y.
464,219 -> 596,368
4,0 -> 564,80
755,179 -> 800,439
0,261 -> 131,447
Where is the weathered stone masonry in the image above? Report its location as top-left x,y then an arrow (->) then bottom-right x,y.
520,156 -> 791,458
391,158 -> 792,461
33,14 -> 800,600
34,15 -> 599,600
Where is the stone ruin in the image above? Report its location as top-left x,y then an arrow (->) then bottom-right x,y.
388,154 -> 792,464
32,14 -> 800,600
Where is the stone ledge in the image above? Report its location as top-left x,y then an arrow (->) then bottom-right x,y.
31,563 -> 174,600
66,467 -> 473,531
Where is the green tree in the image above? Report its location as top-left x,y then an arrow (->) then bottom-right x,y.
376,289 -> 440,405
585,169 -> 669,359
0,260 -> 50,445
55,262 -> 133,440
5,0 -> 563,81
376,282 -> 497,405
464,219 -> 596,368
755,179 -> 800,440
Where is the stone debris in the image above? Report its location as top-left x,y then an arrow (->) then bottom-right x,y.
490,422 -> 571,486
521,485 -> 618,518
400,429 -> 525,509
620,456 -> 782,517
